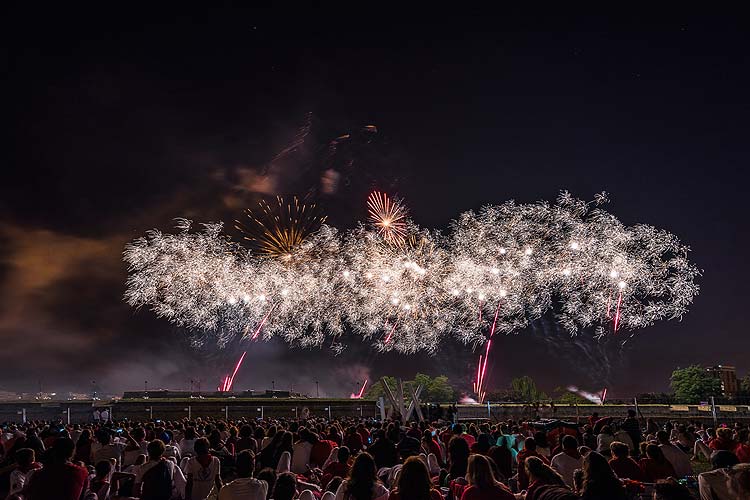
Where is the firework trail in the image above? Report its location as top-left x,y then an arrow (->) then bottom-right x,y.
218,351 -> 247,392
350,379 -> 368,399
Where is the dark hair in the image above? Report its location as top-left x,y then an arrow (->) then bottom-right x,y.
610,441 -> 630,458
51,437 -> 76,462
394,456 -> 433,500
466,454 -> 500,491
711,450 -> 740,470
147,439 -> 165,459
525,456 -> 565,487
236,450 -> 255,477
561,435 -> 577,450
184,427 -> 196,440
256,467 -> 276,499
656,430 -> 669,443
582,451 -> 625,499
15,448 -> 35,467
534,431 -> 549,448
448,436 -> 470,478
273,472 -> 297,500
646,444 -> 668,463
95,459 -> 113,478
194,437 -> 210,456
345,452 -> 379,500
524,437 -> 537,451
337,446 -> 351,464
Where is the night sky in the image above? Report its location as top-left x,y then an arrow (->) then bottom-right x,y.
3,8 -> 749,398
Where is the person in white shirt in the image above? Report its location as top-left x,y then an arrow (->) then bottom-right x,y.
334,453 -> 389,500
185,437 -> 222,500
135,439 -> 187,499
550,435 -> 583,487
218,450 -> 267,500
93,429 -> 135,467
180,427 -> 198,457
656,430 -> 692,477
698,450 -> 739,500
8,448 -> 40,496
291,429 -> 315,474
596,426 -> 615,456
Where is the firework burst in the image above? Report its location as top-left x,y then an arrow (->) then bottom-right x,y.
235,196 -> 327,259
367,191 -> 408,246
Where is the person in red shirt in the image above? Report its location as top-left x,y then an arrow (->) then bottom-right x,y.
517,437 -> 550,490
608,441 -> 644,481
344,426 -> 364,454
357,423 -> 371,448
735,429 -> 750,463
460,454 -> 514,500
451,424 -> 476,448
421,430 -> 444,468
388,456 -> 444,500
23,437 -> 88,500
709,427 -> 737,452
639,444 -> 676,482
322,446 -> 351,487
310,434 -> 337,469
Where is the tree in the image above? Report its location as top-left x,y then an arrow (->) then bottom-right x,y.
364,374 -> 456,402
510,376 -> 547,402
670,365 -> 722,403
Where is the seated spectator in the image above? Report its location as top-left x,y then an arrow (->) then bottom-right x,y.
135,438 -> 186,499
595,426 -> 615,456
607,441 -> 643,481
656,430 -> 692,477
579,451 -> 626,500
387,455 -> 443,500
550,435 -> 582,487
256,467 -> 277,499
334,452 -> 389,500
525,456 -> 567,500
274,472 -> 299,500
185,437 -> 222,500
488,444 -> 512,480
460,454 -> 514,500
24,437 -> 89,500
446,436 -> 470,485
517,437 -> 549,490
727,463 -> 750,499
710,427 -> 737,452
8,448 -> 41,496
734,428 -> 750,463
323,446 -> 351,486
219,450 -> 268,500
639,443 -> 676,482
698,450 -> 740,500
292,428 -> 316,474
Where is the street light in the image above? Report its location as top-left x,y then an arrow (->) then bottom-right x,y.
316,380 -> 319,398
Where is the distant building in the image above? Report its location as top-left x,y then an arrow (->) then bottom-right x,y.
707,365 -> 739,398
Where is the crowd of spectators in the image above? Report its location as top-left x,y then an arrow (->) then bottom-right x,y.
0,408 -> 749,500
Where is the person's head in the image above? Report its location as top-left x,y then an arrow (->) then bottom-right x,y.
96,429 -> 111,445
346,452 -> 378,500
466,454 -> 498,491
273,472 -> 297,500
656,430 -> 670,444
717,427 -> 734,441
524,436 -> 537,451
534,431 -> 548,448
582,451 -> 620,492
561,435 -> 577,451
711,450 -> 740,470
256,468 -> 276,498
448,436 -> 470,464
236,450 -> 255,478
184,427 -> 196,440
395,456 -> 433,500
94,459 -> 112,479
627,409 -> 636,418
610,441 -> 630,459
15,448 -> 35,467
452,423 -> 464,435
337,446 -> 350,464
147,439 -> 165,460
727,464 -> 750,498
132,427 -> 146,441
525,456 -> 565,487
646,443 -> 666,463
652,478 -> 694,500
50,437 -> 75,462
194,437 -> 210,456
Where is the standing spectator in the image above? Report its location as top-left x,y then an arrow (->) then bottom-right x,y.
595,426 -> 615,456
550,435 -> 582,487
460,454 -> 514,500
620,410 -> 642,455
8,448 -> 41,496
185,437 -> 222,500
135,438 -> 187,499
73,429 -> 93,464
24,438 -> 89,500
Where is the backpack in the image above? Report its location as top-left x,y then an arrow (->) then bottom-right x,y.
141,459 -> 173,500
